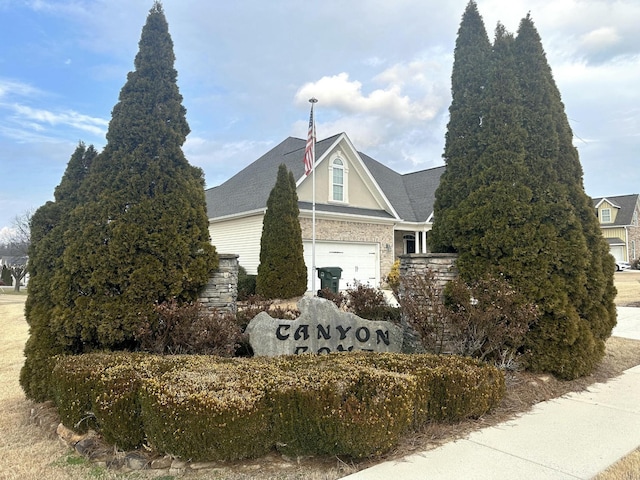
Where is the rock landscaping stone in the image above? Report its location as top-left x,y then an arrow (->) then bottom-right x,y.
246,296 -> 403,356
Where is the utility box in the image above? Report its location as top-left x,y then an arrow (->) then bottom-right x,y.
317,267 -> 342,294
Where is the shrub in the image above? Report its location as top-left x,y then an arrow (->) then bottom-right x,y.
136,299 -> 243,356
256,165 -> 307,299
317,287 -> 347,308
53,353 -> 187,450
140,357 -> 274,461
339,353 -> 505,426
49,351 -> 504,461
345,283 -> 400,322
269,356 -> 415,458
237,266 -> 257,300
444,275 -> 538,368
385,259 -> 400,295
397,270 -> 537,368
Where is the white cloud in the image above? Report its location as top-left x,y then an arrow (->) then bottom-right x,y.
294,68 -> 442,123
184,135 -> 274,187
10,104 -> 108,137
580,26 -> 621,50
0,79 -> 41,99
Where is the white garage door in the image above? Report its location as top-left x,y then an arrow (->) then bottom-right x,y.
303,241 -> 379,293
610,245 -> 625,263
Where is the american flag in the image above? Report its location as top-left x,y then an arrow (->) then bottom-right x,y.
303,102 -> 316,176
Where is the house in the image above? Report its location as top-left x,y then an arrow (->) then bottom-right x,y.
593,194 -> 640,267
205,133 -> 444,291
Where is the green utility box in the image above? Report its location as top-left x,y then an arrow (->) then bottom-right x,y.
317,267 -> 343,294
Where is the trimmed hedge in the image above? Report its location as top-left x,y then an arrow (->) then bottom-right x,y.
51,352 -> 504,460
267,356 -> 415,457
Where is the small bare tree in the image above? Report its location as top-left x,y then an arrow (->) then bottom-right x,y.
1,210 -> 32,291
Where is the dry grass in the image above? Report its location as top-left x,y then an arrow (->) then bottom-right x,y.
2,274 -> 640,480
594,447 -> 640,480
613,270 -> 640,306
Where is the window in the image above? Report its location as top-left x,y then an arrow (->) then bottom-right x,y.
331,158 -> 344,202
632,240 -> 636,260
403,234 -> 415,254
633,211 -> 638,226
601,208 -> 611,223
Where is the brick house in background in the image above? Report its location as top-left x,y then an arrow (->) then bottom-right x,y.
593,194 -> 640,268
205,133 -> 443,292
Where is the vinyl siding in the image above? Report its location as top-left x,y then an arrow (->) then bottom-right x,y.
600,227 -> 626,241
209,215 -> 264,274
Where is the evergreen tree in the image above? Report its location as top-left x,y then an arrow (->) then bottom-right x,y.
513,15 -> 616,377
1,265 -> 13,285
429,1 -> 491,253
430,6 -> 616,379
256,164 -> 308,299
54,1 -> 217,350
21,142 -> 97,401
20,2 -> 218,398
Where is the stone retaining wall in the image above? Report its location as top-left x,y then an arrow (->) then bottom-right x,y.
198,254 -> 239,313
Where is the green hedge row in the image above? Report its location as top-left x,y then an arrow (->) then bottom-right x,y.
51,352 -> 504,460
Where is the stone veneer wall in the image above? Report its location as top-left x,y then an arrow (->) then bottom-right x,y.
399,253 -> 458,286
299,217 -> 395,282
398,253 -> 458,353
199,254 -> 239,313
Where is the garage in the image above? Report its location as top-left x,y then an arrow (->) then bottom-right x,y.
303,241 -> 379,293
610,245 -> 625,263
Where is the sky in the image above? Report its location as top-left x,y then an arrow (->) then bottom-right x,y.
1,0 -> 639,241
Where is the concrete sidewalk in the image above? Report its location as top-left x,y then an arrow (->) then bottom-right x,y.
343,308 -> 640,480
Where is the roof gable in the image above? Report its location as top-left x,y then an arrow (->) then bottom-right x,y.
205,133 -> 443,224
592,194 -> 640,226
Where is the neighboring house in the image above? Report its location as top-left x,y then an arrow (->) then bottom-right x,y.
593,194 -> 640,266
205,133 -> 444,291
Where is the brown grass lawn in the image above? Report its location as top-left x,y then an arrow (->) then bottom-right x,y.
1,272 -> 640,480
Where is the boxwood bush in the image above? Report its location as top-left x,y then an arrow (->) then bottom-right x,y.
50,351 -> 504,460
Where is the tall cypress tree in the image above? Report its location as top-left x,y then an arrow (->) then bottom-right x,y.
429,1 -> 491,253
256,164 -> 308,299
431,5 -> 616,379
450,24 -> 534,279
513,15 -> 616,377
38,2 -> 216,355
21,143 -> 97,401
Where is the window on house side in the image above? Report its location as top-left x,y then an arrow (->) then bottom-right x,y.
601,208 -> 611,223
332,158 -> 344,202
632,240 -> 636,260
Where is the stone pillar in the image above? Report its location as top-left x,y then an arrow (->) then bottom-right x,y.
398,253 -> 458,353
198,254 -> 239,313
399,253 -> 458,287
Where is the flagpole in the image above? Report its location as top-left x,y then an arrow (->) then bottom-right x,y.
309,98 -> 318,296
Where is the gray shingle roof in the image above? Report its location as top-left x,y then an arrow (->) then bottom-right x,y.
205,134 -> 444,223
592,194 -> 639,226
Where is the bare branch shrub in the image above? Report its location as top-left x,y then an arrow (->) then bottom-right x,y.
397,270 -> 537,368
397,269 -> 450,353
444,275 -> 538,368
345,282 -> 400,322
137,299 -> 243,356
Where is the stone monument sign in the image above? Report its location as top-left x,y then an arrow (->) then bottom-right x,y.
246,296 -> 403,356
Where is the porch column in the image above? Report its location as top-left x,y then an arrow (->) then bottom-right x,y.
421,231 -> 427,253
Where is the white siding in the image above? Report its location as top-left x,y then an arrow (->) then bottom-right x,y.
209,215 -> 264,274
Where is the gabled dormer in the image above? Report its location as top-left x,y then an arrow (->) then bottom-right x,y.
296,133 -> 400,219
594,197 -> 621,224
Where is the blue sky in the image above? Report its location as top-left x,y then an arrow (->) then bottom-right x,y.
1,0 -> 639,240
